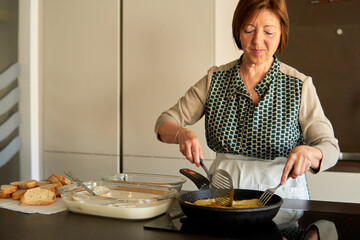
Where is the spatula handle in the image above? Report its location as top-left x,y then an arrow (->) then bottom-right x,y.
199,158 -> 212,180
180,168 -> 210,189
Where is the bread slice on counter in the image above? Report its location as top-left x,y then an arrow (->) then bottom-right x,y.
0,190 -> 11,198
52,174 -> 73,185
20,188 -> 56,206
10,180 -> 38,189
40,183 -> 59,196
38,180 -> 51,187
12,189 -> 27,200
0,174 -> 73,206
1,184 -> 18,194
47,175 -> 63,188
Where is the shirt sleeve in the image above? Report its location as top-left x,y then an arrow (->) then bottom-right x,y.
299,77 -> 340,173
154,74 -> 211,140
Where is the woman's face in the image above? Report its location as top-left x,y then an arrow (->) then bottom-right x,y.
240,9 -> 281,66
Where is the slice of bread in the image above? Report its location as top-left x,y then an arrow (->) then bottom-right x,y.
12,189 -> 27,200
93,186 -> 111,197
10,180 -> 38,189
52,174 -> 73,185
38,180 -> 51,187
1,184 -> 18,194
0,190 -> 11,198
47,175 -> 63,188
20,188 -> 56,206
39,183 -> 59,196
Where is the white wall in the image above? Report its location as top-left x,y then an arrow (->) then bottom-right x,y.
214,0 -> 242,65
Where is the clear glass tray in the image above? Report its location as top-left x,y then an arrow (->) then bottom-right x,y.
58,181 -> 177,220
101,172 -> 187,194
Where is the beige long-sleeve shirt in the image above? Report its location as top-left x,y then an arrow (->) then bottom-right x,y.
155,57 -> 339,172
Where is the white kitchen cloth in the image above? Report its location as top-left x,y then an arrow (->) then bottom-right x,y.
0,197 -> 67,214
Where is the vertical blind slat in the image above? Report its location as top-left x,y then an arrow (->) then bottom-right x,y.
0,62 -> 19,169
0,63 -> 19,90
0,112 -> 20,142
0,136 -> 20,168
0,88 -> 19,115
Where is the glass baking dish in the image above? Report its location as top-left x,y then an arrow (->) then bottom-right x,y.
58,181 -> 177,220
101,172 -> 187,194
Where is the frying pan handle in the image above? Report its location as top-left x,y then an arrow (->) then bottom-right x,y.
180,168 -> 210,189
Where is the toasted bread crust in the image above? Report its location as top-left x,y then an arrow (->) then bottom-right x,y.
10,180 -> 38,189
40,183 -> 59,196
12,189 -> 27,200
52,174 -> 73,185
19,200 -> 55,206
19,201 -> 54,206
1,184 -> 19,194
47,175 -> 63,188
0,190 -> 11,198
38,180 -> 51,187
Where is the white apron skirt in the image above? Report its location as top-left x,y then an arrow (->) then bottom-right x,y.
209,153 -> 309,226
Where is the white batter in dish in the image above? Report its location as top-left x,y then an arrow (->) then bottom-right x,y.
59,182 -> 176,220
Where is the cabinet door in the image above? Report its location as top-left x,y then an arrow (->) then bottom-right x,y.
43,0 -> 120,155
44,152 -> 118,181
42,0 -> 120,178
123,0 -> 214,163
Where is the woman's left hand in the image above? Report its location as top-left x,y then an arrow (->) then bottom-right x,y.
281,145 -> 323,185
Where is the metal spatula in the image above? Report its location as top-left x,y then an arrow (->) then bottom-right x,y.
200,158 -> 234,207
64,171 -> 96,196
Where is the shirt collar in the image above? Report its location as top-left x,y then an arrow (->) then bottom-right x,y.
232,55 -> 280,98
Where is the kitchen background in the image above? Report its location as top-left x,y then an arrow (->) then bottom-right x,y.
0,0 -> 359,203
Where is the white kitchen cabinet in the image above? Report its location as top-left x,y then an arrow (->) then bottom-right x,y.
122,0 -> 242,181
42,0 -> 120,178
122,0 -> 215,180
44,152 -> 118,181
41,0 -> 241,180
123,0 -> 214,160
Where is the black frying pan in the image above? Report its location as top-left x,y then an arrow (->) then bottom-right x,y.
178,168 -> 283,225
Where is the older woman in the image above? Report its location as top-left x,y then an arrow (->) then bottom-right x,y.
154,0 -> 339,200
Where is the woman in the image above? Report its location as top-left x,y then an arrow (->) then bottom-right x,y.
154,0 -> 339,200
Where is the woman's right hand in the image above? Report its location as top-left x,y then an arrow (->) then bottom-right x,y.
158,121 -> 204,167
176,128 -> 203,167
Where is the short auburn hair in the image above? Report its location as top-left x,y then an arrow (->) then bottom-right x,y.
232,0 -> 289,53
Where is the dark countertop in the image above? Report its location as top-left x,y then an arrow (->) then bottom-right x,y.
0,198 -> 359,240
